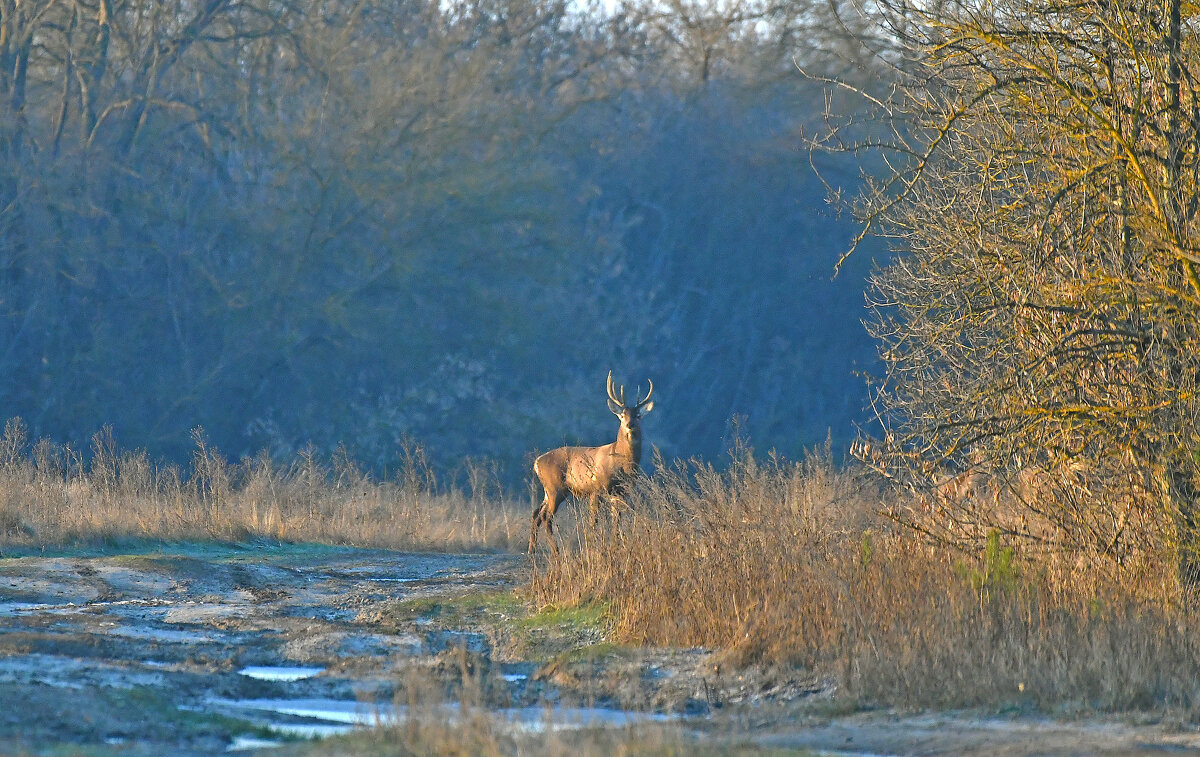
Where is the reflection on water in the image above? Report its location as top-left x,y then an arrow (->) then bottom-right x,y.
226,734 -> 283,751
208,696 -> 675,738
237,666 -> 325,681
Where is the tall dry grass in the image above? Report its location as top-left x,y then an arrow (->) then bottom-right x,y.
0,419 -> 525,551
531,444 -> 1200,712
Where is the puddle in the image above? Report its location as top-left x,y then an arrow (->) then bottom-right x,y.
7,547 -> 1198,756
210,697 -> 392,725
0,653 -> 165,690
106,625 -> 222,644
238,666 -> 325,681
499,706 -> 676,734
164,602 -> 250,624
227,734 -> 283,751
208,697 -> 675,737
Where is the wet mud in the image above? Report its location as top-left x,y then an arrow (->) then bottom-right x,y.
1,541 -> 1198,755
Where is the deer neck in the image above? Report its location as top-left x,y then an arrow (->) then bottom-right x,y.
613,426 -> 642,467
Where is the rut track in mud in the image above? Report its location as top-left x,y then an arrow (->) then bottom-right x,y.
2,541 -> 1200,755
0,543 -> 535,753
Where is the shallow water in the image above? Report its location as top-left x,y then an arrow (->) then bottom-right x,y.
226,734 -> 283,751
237,666 -> 325,682
0,653 -> 166,690
209,697 -> 393,725
106,624 -> 222,644
208,696 -> 675,736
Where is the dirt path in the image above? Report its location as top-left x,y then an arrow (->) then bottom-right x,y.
2,542 -> 1198,755
0,543 -> 528,753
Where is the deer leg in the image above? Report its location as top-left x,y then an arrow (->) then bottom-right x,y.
609,494 -> 624,523
530,491 -> 563,555
529,503 -> 543,554
589,494 -> 601,527
541,499 -> 559,557
529,491 -> 553,554
545,515 -> 559,557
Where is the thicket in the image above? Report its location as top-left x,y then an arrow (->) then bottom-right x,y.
821,0 -> 1200,593
532,448 -> 1200,712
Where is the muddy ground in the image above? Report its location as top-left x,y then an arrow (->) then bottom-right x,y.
1,541 -> 1198,755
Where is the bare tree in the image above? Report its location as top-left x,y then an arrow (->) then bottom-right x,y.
824,0 -> 1200,593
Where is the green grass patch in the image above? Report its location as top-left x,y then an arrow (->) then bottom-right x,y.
517,600 -> 611,632
0,538 -> 380,566
382,589 -> 528,626
107,554 -> 216,579
378,593 -> 616,664
113,685 -> 280,742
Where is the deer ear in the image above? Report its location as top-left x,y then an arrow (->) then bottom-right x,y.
638,401 -> 654,415
608,398 -> 623,415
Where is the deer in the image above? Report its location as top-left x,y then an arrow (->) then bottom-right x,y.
528,371 -> 654,555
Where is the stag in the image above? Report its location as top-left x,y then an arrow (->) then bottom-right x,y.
528,371 -> 654,555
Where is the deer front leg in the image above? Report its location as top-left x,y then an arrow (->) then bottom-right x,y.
543,512 -> 559,557
607,494 -> 627,522
589,493 -> 602,527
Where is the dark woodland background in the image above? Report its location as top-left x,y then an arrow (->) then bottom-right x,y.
0,0 -> 885,484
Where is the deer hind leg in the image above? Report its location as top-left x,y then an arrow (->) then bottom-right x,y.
543,496 -> 561,557
538,509 -> 559,557
529,490 -> 562,555
528,503 -> 542,554
529,494 -> 548,554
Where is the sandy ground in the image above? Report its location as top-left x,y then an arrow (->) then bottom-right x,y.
1,541 -> 1198,755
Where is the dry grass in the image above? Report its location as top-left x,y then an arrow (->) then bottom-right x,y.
8,413 -> 1200,715
0,419 -> 525,552
531,444 -> 1200,713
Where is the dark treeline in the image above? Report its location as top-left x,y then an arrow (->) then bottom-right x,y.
0,0 -> 884,485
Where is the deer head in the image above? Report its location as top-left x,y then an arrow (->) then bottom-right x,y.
606,370 -> 654,456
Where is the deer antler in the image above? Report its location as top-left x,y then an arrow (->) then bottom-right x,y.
607,370 -> 626,409
635,379 -> 653,409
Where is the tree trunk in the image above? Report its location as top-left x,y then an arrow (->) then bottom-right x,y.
1169,465 -> 1200,601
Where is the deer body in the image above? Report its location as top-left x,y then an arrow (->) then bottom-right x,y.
529,372 -> 653,554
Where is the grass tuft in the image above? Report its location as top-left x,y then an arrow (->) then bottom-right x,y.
0,419 -> 525,553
